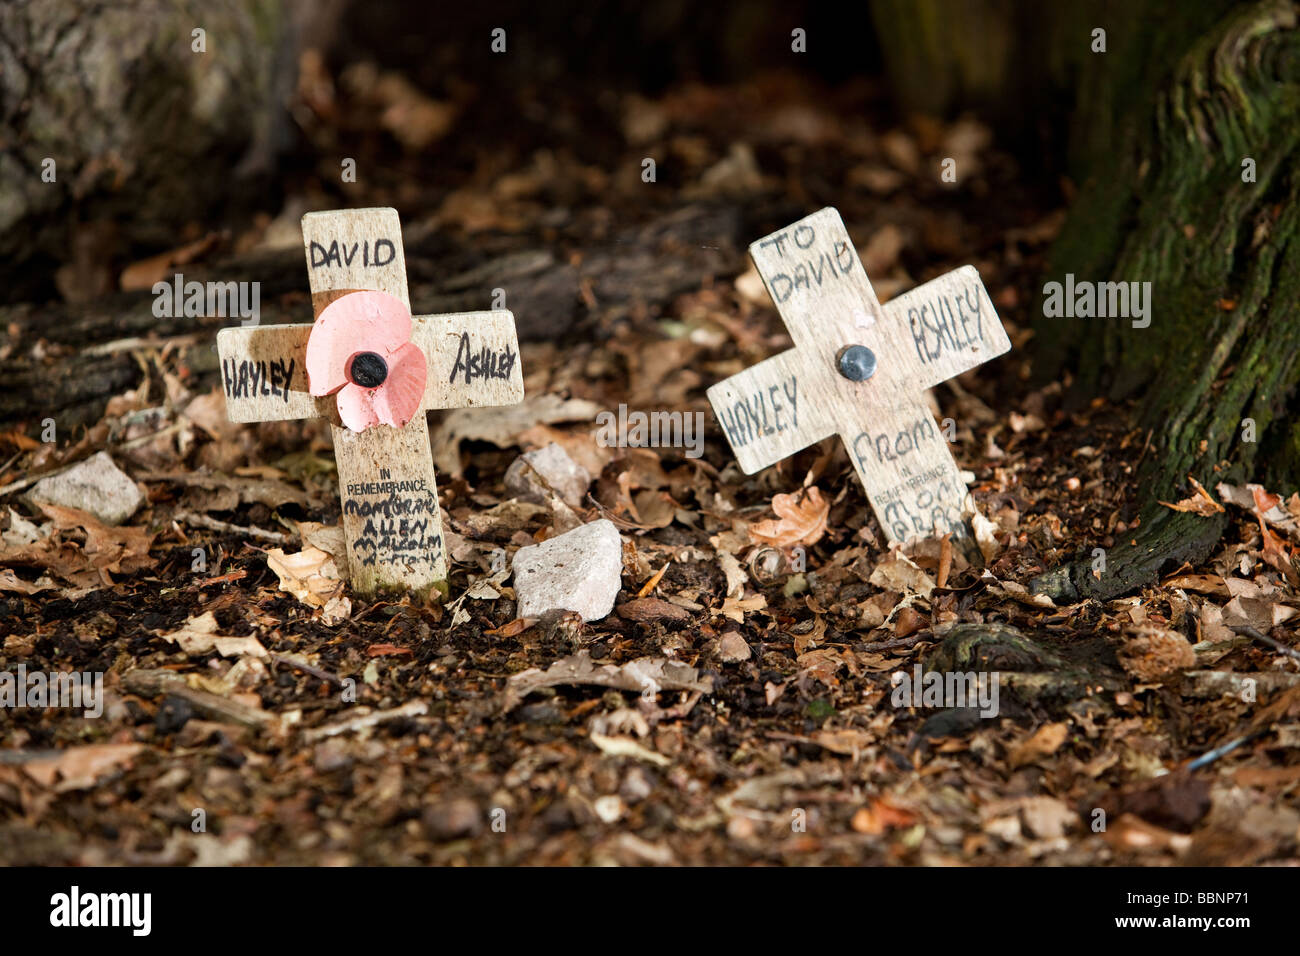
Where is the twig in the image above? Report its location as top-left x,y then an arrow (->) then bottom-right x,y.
1185,729 -> 1265,772
175,509 -> 294,544
856,633 -> 926,653
1234,625 -> 1300,664
1134,428 -> 1154,468
271,653 -> 344,687
122,668 -> 279,731
0,425 -> 185,498
0,462 -> 74,498
302,700 -> 428,742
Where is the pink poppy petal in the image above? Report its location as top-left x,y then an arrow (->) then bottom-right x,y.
305,290 -> 412,397
335,383 -> 382,432
369,342 -> 427,427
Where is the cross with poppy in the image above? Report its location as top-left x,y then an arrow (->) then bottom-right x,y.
707,207 -> 1010,547
217,208 -> 524,598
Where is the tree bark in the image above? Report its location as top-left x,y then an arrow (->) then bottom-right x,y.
872,0 -> 1300,598
0,0 -> 290,303
0,202 -> 754,431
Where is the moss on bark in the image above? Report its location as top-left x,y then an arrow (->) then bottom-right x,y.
872,0 -> 1300,598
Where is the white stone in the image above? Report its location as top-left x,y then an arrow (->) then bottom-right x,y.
29,452 -> 143,525
505,442 -> 591,508
512,519 -> 623,622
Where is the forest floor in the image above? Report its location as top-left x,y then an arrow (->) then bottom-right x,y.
2,67 -> 1298,866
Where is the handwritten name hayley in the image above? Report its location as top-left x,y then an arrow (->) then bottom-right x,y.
222,357 -> 295,403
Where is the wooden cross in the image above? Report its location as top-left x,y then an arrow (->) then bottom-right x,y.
216,207 -> 524,597
707,207 -> 1010,546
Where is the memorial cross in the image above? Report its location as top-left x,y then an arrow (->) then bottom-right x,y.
707,207 -> 1010,545
217,207 -> 524,596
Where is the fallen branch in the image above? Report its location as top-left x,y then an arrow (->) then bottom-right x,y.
174,509 -> 294,544
122,668 -> 279,731
499,651 -> 712,713
302,700 -> 428,742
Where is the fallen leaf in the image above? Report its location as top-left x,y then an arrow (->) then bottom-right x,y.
1117,626 -> 1197,680
869,551 -> 936,598
0,568 -> 54,594
971,511 -> 1001,562
589,732 -> 670,766
749,487 -> 828,549
266,547 -> 351,625
159,611 -> 267,658
851,798 -> 918,835
1008,722 -> 1068,769
119,234 -> 221,290
22,744 -> 145,792
484,617 -> 537,637
365,643 -> 414,658
1159,475 -> 1225,517
617,597 -> 691,622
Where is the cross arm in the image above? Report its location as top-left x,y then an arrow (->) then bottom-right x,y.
880,265 -> 1010,391
216,325 -> 323,422
706,348 -> 836,474
413,310 -> 525,412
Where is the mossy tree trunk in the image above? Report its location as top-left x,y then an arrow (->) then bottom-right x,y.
871,0 -> 1300,599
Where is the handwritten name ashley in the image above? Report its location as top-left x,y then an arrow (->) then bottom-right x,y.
717,375 -> 799,448
905,282 -> 989,366
222,357 -> 295,402
449,332 -> 516,385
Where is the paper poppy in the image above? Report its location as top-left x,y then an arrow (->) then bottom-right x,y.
305,290 -> 427,432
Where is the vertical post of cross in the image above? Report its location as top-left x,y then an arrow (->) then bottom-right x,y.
300,208 -> 449,597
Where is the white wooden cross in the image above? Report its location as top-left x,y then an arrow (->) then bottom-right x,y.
216,207 -> 524,597
707,207 -> 1010,546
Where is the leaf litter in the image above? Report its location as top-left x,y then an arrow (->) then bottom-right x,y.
1,72 -> 1298,867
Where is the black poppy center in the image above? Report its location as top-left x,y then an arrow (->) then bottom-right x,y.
349,351 -> 388,388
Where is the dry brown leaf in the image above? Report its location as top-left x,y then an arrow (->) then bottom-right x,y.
159,611 -> 267,658
851,797 -> 918,835
869,551 -> 936,599
749,487 -> 828,549
617,597 -> 692,623
266,547 -> 351,625
484,617 -> 538,637
35,503 -> 156,578
1118,626 -> 1197,680
119,234 -> 220,290
1008,722 -> 1069,769
22,743 -> 145,792
1159,476 -> 1224,517
0,568 -> 54,594
364,643 -> 414,658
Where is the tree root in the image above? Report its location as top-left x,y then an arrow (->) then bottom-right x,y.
1030,506 -> 1228,602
